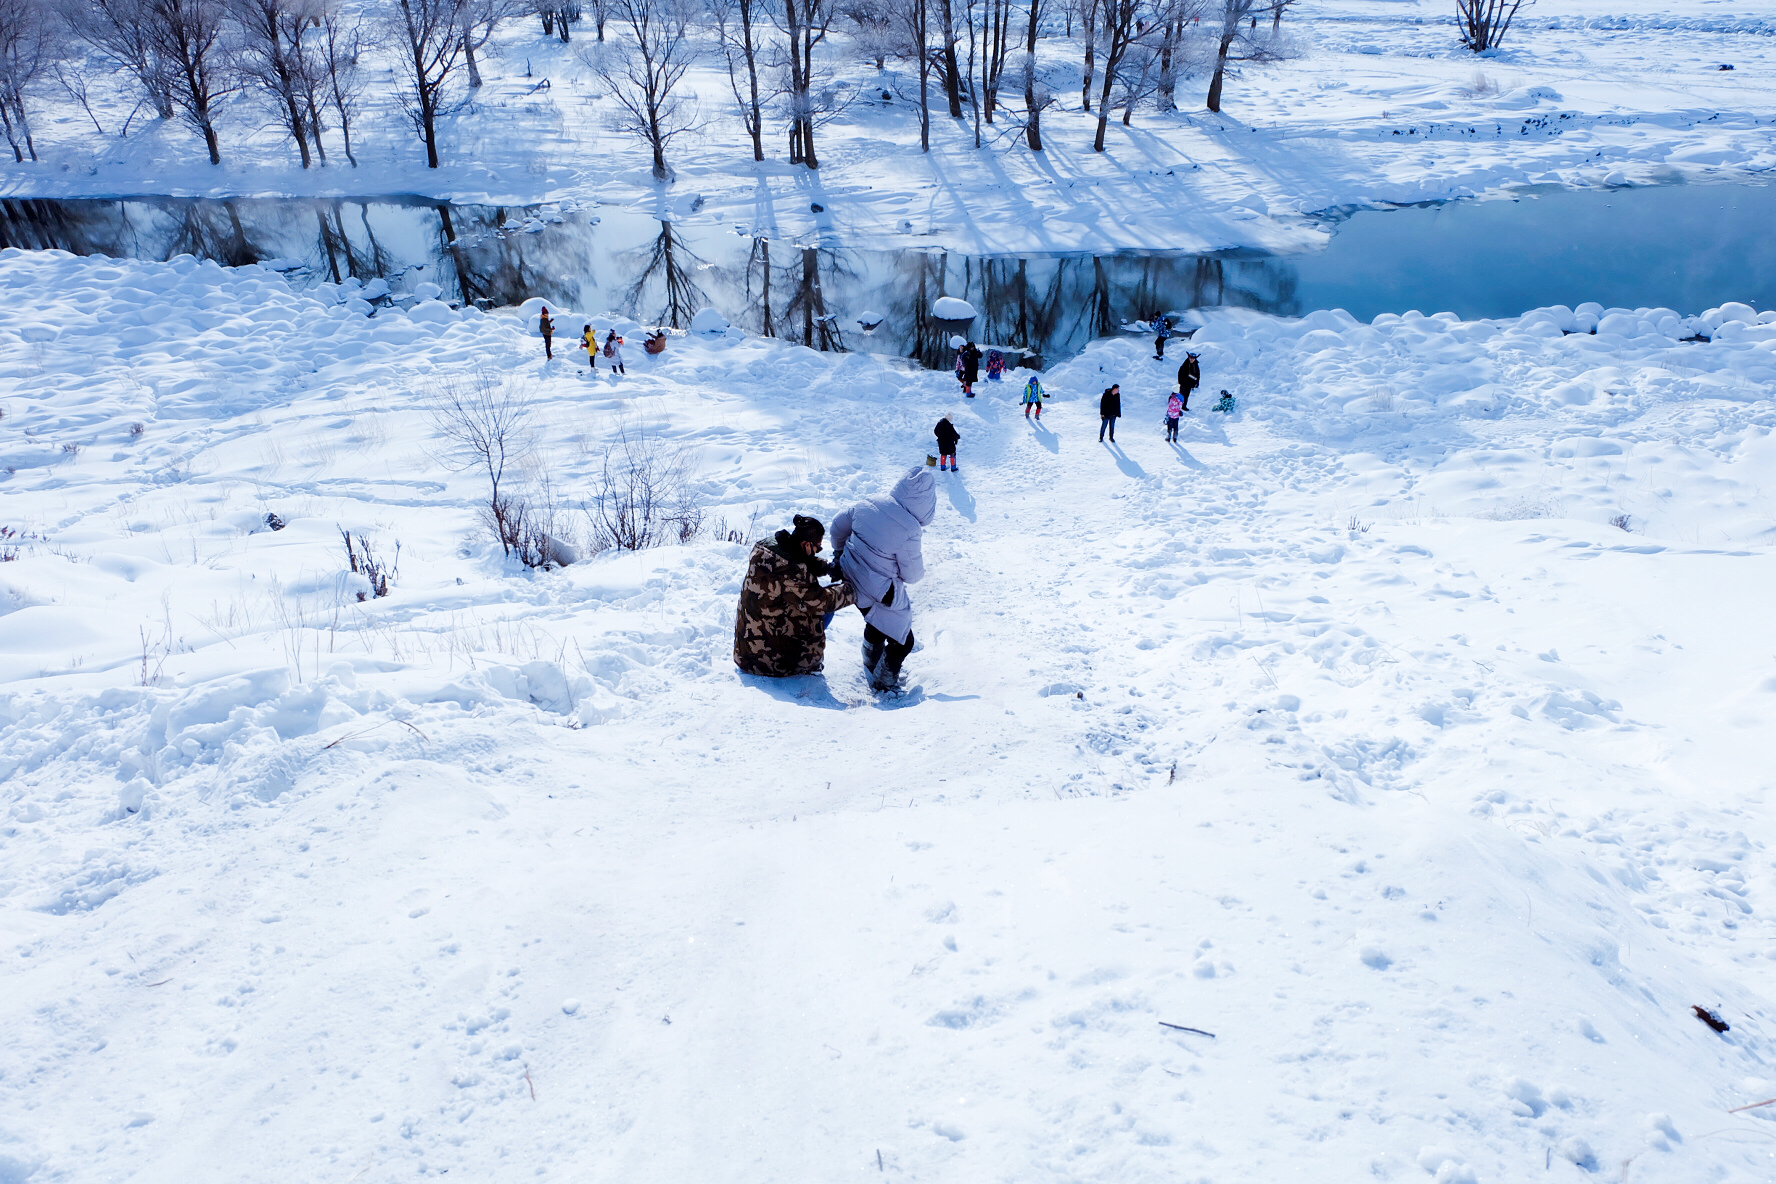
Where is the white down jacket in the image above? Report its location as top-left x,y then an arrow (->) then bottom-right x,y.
831,465 -> 936,645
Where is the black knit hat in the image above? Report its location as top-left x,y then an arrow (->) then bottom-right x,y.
790,514 -> 824,548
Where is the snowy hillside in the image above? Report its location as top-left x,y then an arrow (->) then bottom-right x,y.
3,248 -> 1776,1181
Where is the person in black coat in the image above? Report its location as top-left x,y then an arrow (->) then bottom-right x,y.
934,417 -> 961,472
957,341 -> 983,397
1098,384 -> 1122,443
1177,351 -> 1201,410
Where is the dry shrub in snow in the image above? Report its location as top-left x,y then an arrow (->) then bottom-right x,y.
585,418 -> 703,552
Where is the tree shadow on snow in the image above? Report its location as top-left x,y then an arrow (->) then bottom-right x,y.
943,474 -> 978,522
735,670 -> 849,710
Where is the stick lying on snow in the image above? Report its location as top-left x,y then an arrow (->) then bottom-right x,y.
1159,1022 -> 1216,1037
1727,1098 -> 1776,1114
322,717 -> 430,750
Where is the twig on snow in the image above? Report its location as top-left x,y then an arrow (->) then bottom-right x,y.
523,1064 -> 537,1101
1158,1021 -> 1215,1037
322,717 -> 430,750
1728,1098 -> 1776,1114
146,978 -> 173,987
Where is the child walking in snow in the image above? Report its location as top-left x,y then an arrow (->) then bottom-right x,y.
934,417 -> 960,472
1153,316 -> 1172,361
985,349 -> 1006,382
604,333 -> 626,376
1165,390 -> 1183,442
1021,374 -> 1046,420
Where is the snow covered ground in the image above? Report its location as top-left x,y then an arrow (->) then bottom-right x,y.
4,0 -> 1776,255
4,248 -> 1776,1181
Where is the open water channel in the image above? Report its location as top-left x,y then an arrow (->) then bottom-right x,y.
2,181 -> 1771,366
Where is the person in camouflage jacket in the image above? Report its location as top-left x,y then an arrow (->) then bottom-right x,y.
733,515 -> 856,677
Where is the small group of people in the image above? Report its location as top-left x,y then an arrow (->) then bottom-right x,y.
1097,349 -> 1203,444
537,306 -> 625,375
733,465 -> 936,693
954,340 -> 1014,397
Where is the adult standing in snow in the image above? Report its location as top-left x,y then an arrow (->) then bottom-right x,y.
539,307 -> 555,360
957,340 -> 982,398
581,324 -> 597,371
1099,384 -> 1122,443
934,416 -> 960,472
605,333 -> 626,376
1165,390 -> 1184,442
733,515 -> 855,677
1021,374 -> 1046,420
1153,316 -> 1172,360
1177,350 -> 1201,409
832,465 -> 936,692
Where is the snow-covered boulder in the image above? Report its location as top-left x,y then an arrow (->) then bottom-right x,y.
856,309 -> 884,332
360,277 -> 390,300
412,282 -> 443,302
932,296 -> 976,320
408,300 -> 455,324
690,307 -> 730,336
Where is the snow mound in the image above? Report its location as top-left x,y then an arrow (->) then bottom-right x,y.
932,296 -> 977,320
690,307 -> 731,335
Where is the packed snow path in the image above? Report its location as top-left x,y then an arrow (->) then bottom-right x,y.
3,250 -> 1776,1181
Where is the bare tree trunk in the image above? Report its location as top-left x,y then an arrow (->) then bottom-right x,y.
1205,29 -> 1232,111
1079,0 -> 1099,111
937,0 -> 962,117
1022,0 -> 1043,150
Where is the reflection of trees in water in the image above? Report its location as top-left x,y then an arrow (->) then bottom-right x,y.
163,202 -> 262,267
745,238 -> 775,338
433,205 -> 595,310
315,201 -> 396,284
735,237 -> 850,350
0,198 -> 132,254
1,197 -> 1303,349
779,245 -> 851,351
620,220 -> 708,328
886,251 -> 1300,369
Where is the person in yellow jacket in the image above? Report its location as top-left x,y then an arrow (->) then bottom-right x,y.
580,324 -> 598,371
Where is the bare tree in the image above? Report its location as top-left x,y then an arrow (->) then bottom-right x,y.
231,0 -> 319,166
974,0 -> 1007,124
0,0 -> 59,161
1089,0 -> 1148,149
146,0 -> 237,163
934,0 -> 959,117
317,4 -> 364,164
65,0 -> 175,122
780,0 -> 838,166
1457,0 -> 1526,52
1018,0 -> 1049,149
1201,0 -> 1288,112
388,0 -> 470,168
840,0 -> 894,68
459,0 -> 520,87
429,368 -> 536,558
710,0 -> 765,160
587,0 -> 696,181
893,0 -> 930,150
1076,0 -> 1098,110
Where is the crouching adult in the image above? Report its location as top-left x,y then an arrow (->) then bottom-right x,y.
832,465 -> 936,691
733,515 -> 855,677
